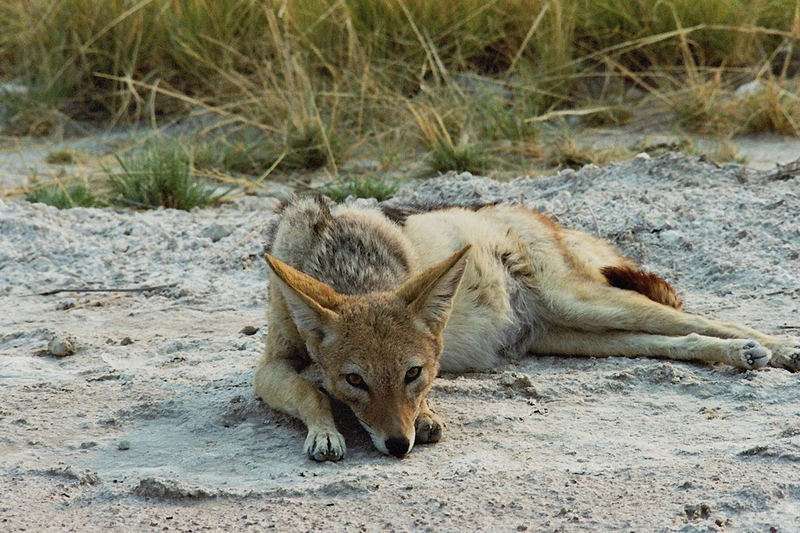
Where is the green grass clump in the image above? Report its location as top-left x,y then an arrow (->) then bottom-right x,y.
423,141 -> 489,177
108,142 -> 225,210
25,185 -> 101,209
319,176 -> 399,202
45,149 -> 77,164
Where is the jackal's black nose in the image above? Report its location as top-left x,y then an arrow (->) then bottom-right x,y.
385,436 -> 410,458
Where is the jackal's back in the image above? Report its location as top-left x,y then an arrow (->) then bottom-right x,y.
268,196 -> 416,294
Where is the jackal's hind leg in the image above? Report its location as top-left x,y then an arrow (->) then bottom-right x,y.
530,329 -> 771,370
541,283 -> 800,370
415,398 -> 443,444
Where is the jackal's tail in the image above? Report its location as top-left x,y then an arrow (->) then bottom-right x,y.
601,265 -> 682,309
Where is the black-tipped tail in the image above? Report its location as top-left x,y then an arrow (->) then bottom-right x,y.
601,265 -> 682,309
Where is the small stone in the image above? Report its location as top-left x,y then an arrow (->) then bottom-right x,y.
684,502 -> 711,520
240,325 -> 259,335
735,80 -> 763,96
48,335 -> 76,357
120,336 -> 133,345
634,152 -> 651,160
80,441 -> 98,449
500,374 -> 517,387
83,472 -> 101,485
203,223 -> 235,242
57,300 -> 76,310
499,372 -> 540,399
342,159 -> 381,172
118,440 -> 131,451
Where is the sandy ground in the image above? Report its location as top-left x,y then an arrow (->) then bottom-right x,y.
1,153 -> 799,532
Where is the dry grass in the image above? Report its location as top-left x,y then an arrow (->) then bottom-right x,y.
671,76 -> 800,136
739,79 -> 800,134
541,136 -> 631,169
45,149 -> 78,165
0,0 -> 799,183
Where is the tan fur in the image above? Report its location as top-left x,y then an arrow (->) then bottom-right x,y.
254,199 -> 800,461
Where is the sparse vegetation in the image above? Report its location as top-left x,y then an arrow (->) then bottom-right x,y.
580,104 -> 634,128
671,77 -> 800,136
25,185 -> 101,209
672,78 -> 736,135
284,123 -> 340,171
542,136 -> 629,169
473,96 -> 540,142
739,80 -> 800,135
190,123 -> 340,176
45,149 -> 77,165
107,141 -> 226,210
192,135 -> 284,176
318,176 -> 400,202
707,139 -> 747,165
423,140 -> 489,177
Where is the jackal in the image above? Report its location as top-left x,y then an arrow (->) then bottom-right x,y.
253,196 -> 799,461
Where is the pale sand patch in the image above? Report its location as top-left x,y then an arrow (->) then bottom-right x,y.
1,154 -> 798,532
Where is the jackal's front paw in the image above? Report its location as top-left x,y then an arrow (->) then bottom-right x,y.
415,410 -> 443,444
728,340 -> 771,369
768,341 -> 800,371
304,427 -> 346,462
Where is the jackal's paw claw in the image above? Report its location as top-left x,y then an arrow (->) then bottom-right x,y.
415,411 -> 443,444
733,340 -> 770,369
304,427 -> 346,462
767,341 -> 800,372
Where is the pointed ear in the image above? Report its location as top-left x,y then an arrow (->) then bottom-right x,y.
397,245 -> 471,335
264,254 -> 342,342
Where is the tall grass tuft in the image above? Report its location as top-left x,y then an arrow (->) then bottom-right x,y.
319,176 -> 399,202
108,141 -> 226,210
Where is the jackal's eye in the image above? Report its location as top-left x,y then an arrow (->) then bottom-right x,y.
345,373 -> 367,390
405,366 -> 422,384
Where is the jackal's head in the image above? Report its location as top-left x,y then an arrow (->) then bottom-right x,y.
265,246 -> 470,458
